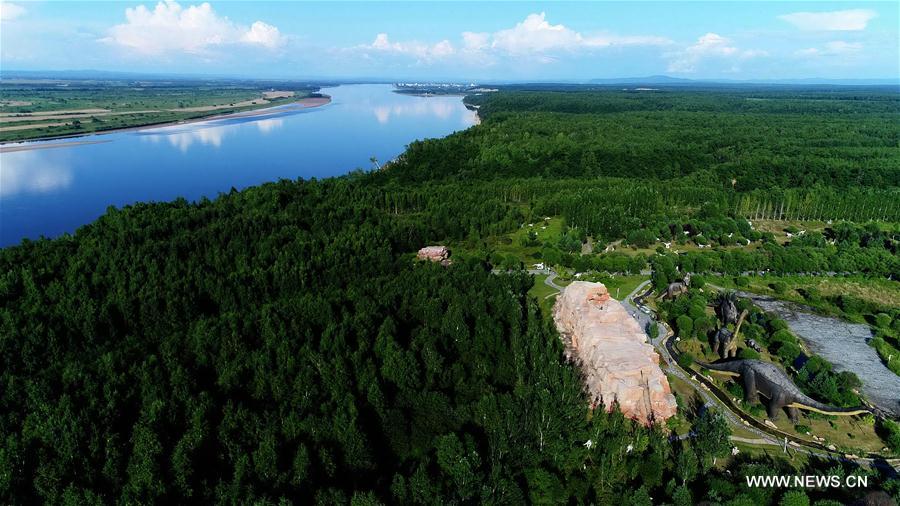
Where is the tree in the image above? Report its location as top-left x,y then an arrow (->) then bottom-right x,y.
779,490 -> 810,506
677,352 -> 695,369
676,315 -> 694,338
674,443 -> 697,485
691,409 -> 731,469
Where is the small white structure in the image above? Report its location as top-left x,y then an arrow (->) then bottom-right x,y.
533,262 -> 545,270
663,242 -> 671,249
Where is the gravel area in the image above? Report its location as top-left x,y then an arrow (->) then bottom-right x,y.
738,292 -> 900,417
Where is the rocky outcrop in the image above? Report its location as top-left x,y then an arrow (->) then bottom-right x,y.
417,246 -> 450,265
553,281 -> 677,425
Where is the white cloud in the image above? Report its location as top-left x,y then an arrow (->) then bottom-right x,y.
491,12 -> 583,55
0,2 -> 26,21
241,21 -> 283,49
462,32 -> 490,51
489,12 -> 670,56
779,9 -> 877,31
667,33 -> 765,73
361,33 -> 455,62
102,1 -> 284,55
354,13 -> 669,66
796,41 -> 863,57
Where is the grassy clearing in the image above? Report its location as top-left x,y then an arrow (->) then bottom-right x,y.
692,365 -> 891,456
492,216 -> 565,265
665,373 -> 699,436
871,337 -> 900,376
528,274 -> 559,316
529,274 -> 556,299
554,272 -> 646,299
714,275 -> 900,317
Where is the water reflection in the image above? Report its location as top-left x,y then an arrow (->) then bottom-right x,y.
1,85 -> 478,246
0,151 -> 72,197
372,99 -> 477,126
142,123 -> 234,152
256,118 -> 284,134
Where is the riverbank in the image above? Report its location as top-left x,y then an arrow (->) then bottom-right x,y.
0,96 -> 331,150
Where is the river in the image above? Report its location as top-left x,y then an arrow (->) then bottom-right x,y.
0,84 -> 477,247
738,292 -> 900,417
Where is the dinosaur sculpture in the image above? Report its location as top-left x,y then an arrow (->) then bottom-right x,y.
659,273 -> 691,300
711,309 -> 749,359
714,291 -> 739,326
698,359 -> 869,422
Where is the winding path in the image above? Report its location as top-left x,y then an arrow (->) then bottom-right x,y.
498,269 -> 898,470
730,289 -> 900,418
623,282 -> 899,471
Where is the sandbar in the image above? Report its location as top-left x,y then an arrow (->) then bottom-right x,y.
0,96 -> 331,150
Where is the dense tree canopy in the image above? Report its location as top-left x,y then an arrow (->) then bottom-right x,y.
2,86 -> 898,503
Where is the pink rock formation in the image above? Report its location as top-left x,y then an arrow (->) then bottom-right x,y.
417,246 -> 450,265
553,281 -> 677,425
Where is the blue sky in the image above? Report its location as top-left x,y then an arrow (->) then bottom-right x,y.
1,1 -> 897,81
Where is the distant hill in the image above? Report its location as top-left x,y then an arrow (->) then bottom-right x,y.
588,75 -> 695,85
589,75 -> 899,87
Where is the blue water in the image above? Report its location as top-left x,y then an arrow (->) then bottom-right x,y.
0,85 -> 477,246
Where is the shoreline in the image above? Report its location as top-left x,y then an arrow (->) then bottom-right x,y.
0,96 -> 331,153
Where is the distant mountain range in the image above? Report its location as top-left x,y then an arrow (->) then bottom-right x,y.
2,70 -> 897,87
588,75 -> 899,86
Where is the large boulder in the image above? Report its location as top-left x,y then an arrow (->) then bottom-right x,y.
553,281 -> 677,425
417,246 -> 450,265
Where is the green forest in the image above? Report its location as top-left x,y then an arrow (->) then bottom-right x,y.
1,87 -> 898,504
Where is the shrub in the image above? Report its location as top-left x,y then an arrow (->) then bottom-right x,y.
794,424 -> 810,434
836,294 -> 867,316
776,343 -> 802,363
771,329 -> 797,346
739,348 -> 760,360
769,319 -> 789,332
779,490 -> 809,506
726,381 -> 743,399
691,275 -> 706,289
688,304 -> 706,320
878,419 -> 900,453
677,352 -> 695,369
770,281 -> 787,294
798,286 -> 821,302
676,315 -> 694,338
735,276 -> 750,287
